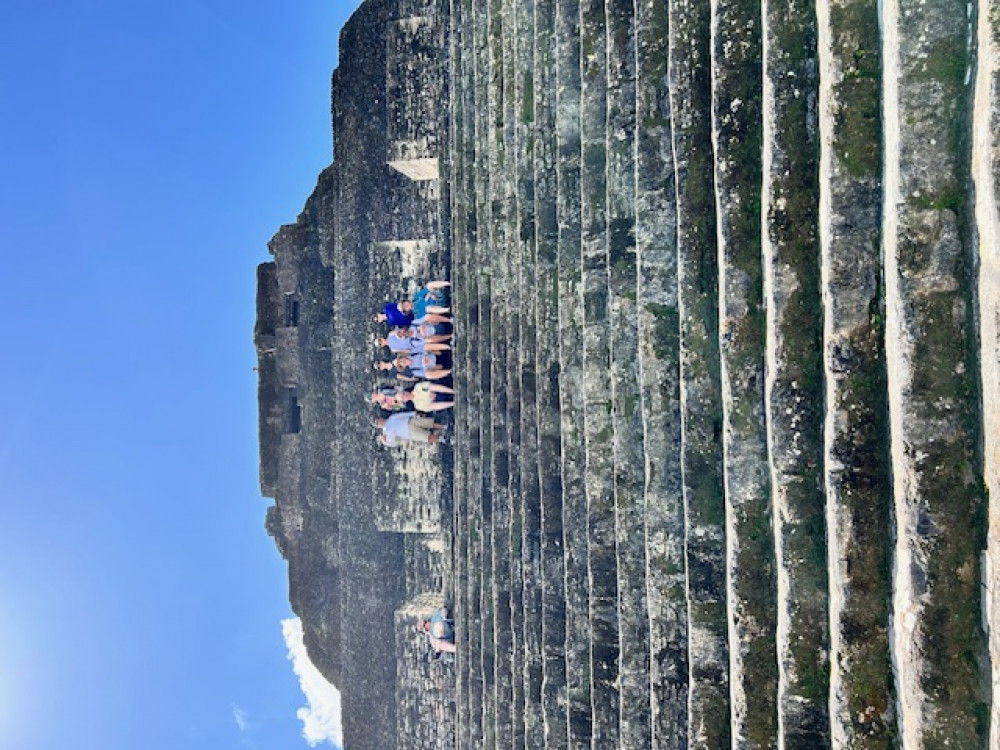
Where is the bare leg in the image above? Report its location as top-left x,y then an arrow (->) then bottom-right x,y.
424,368 -> 452,380
425,401 -> 454,411
429,384 -> 455,394
423,334 -> 452,343
423,343 -> 451,352
427,280 -> 451,290
427,305 -> 450,314
421,313 -> 452,324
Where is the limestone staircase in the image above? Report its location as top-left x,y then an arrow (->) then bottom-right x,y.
444,0 -> 999,747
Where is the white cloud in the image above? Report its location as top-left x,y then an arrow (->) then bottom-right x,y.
281,618 -> 343,749
232,705 -> 249,732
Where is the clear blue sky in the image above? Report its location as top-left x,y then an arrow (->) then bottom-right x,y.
0,2 -> 359,748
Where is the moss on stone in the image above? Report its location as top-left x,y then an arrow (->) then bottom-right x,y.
645,303 -> 679,360
917,32 -> 967,87
522,71 -> 534,123
830,1 -> 882,178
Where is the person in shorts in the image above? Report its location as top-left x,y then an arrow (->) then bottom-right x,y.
376,411 -> 447,446
417,607 -> 456,655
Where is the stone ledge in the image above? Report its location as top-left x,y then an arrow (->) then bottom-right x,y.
388,156 -> 440,181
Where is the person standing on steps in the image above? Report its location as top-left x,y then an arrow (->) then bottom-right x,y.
373,359 -> 452,381
373,281 -> 452,325
407,280 -> 451,320
370,382 -> 455,412
378,327 -> 451,355
393,353 -> 450,380
376,411 -> 448,446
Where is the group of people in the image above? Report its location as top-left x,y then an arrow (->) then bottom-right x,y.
371,281 -> 455,446
371,282 -> 460,656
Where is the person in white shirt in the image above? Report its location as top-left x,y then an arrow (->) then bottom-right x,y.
378,327 -> 450,355
376,411 -> 447,446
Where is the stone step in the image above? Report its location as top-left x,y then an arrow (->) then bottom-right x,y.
604,0 -> 654,747
531,0 -> 570,746
454,0 -> 487,737
709,1 -> 780,746
514,0 -> 545,746
579,0 -> 620,744
882,0 -> 989,745
666,0 -> 730,745
518,155 -> 546,750
486,0 -> 514,743
471,0 -> 498,745
634,0 -> 694,746
974,4 -> 1000,744
761,1 -> 830,745
447,0 -> 474,741
553,0 -> 592,744
815,1 -> 895,746
504,3 -> 527,746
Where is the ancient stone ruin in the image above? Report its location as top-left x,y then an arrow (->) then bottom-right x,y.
255,0 -> 1000,746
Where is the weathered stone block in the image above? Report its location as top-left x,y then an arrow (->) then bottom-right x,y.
275,326 -> 302,386
386,16 -> 441,180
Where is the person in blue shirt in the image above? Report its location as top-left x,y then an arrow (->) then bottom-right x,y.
376,301 -> 413,327
374,281 -> 452,326
377,328 -> 451,355
418,607 -> 456,654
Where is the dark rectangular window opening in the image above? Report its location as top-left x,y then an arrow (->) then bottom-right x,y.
286,389 -> 301,434
285,295 -> 300,327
